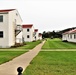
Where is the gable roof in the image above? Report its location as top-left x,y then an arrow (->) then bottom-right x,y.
70,29 -> 76,33
0,9 -> 15,12
0,9 -> 23,22
63,31 -> 70,34
22,24 -> 33,28
34,29 -> 38,32
63,29 -> 76,34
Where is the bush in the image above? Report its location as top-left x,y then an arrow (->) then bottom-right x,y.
62,40 -> 68,42
11,43 -> 24,48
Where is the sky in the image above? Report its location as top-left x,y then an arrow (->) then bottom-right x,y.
0,0 -> 76,33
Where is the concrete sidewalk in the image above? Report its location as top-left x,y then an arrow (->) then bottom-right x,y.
0,41 -> 45,75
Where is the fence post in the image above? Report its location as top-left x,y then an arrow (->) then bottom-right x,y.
17,67 -> 23,75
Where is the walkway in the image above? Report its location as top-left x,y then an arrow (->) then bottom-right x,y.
0,41 -> 45,75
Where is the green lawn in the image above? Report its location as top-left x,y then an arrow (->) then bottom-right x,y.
0,51 -> 26,64
23,38 -> 76,75
42,38 -> 76,49
23,51 -> 76,75
18,40 -> 41,49
0,40 -> 41,64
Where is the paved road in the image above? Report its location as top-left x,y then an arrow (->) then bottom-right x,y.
0,41 -> 45,75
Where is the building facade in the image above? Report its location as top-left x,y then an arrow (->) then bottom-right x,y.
22,24 -> 34,42
39,33 -> 42,40
0,9 -> 23,48
34,29 -> 39,41
62,29 -> 76,42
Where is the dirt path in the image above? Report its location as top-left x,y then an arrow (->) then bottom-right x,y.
0,41 -> 45,75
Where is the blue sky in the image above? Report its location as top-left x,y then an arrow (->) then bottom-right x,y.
0,0 -> 76,32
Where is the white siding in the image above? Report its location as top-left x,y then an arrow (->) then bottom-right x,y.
16,31 -> 23,43
34,31 -> 39,41
23,26 -> 34,42
67,33 -> 76,42
8,11 -> 15,46
39,36 -> 42,40
0,13 -> 9,48
62,34 -> 68,41
0,9 -> 22,48
8,10 -> 22,46
62,33 -> 76,42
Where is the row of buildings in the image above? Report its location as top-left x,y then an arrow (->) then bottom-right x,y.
0,9 -> 42,48
22,24 -> 42,42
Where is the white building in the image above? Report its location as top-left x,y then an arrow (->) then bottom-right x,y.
22,24 -> 34,42
34,29 -> 39,41
62,29 -> 76,42
0,9 -> 23,48
39,33 -> 42,40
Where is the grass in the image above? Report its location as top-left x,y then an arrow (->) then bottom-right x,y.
0,40 -> 41,64
23,51 -> 76,75
0,40 -> 41,51
18,40 -> 41,49
42,38 -> 76,49
0,51 -> 26,64
23,38 -> 76,75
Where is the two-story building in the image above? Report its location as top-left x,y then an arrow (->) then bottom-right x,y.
22,24 -> 34,42
0,9 -> 23,48
34,29 -> 39,41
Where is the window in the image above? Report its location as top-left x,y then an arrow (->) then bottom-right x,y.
74,34 -> 76,39
68,34 -> 69,38
0,31 -> 3,38
27,29 -> 29,32
70,34 -> 72,39
16,13 -> 18,16
27,35 -> 30,38
0,15 -> 3,22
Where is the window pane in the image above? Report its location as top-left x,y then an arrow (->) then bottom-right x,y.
0,16 -> 3,22
27,35 -> 30,38
27,29 -> 29,32
0,31 -> 3,38
74,34 -> 76,39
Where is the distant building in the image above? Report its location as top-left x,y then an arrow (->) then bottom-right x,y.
22,24 -> 34,42
39,33 -> 42,40
0,9 -> 23,48
34,29 -> 39,40
62,29 -> 76,42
